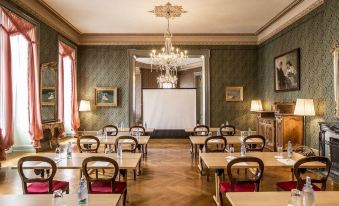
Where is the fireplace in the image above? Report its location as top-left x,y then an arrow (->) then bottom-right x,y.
319,122 -> 339,174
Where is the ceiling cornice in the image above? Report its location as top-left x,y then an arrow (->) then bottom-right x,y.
11,0 -> 324,46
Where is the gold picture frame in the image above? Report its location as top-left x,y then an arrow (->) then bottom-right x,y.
95,87 -> 118,107
225,86 -> 243,102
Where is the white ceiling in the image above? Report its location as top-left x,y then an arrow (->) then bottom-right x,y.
42,0 -> 295,34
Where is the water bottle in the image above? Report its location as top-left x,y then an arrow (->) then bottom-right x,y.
52,189 -> 63,206
241,143 -> 246,157
117,143 -> 122,158
303,176 -> 315,206
66,142 -> 72,159
217,128 -> 221,136
104,147 -> 110,156
120,121 -> 124,130
55,146 -> 61,160
77,178 -> 88,206
225,121 -> 229,126
144,122 -> 147,129
287,140 -> 293,159
248,128 -> 252,136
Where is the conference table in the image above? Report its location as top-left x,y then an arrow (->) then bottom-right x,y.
189,134 -> 261,159
10,152 -> 142,181
80,135 -> 151,157
226,191 -> 339,206
0,194 -> 121,206
200,152 -> 325,206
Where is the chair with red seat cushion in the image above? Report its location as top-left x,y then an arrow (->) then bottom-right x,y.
276,156 -> 331,191
82,156 -> 127,206
77,135 -> 100,153
17,156 -> 69,194
219,156 -> 264,205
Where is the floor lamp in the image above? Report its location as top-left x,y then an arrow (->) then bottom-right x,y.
294,99 -> 315,146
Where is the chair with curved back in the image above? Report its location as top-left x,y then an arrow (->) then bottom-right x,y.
219,156 -> 264,205
294,145 -> 315,157
82,156 -> 127,206
193,125 -> 209,136
129,125 -> 145,136
77,135 -> 100,153
243,135 -> 266,152
220,125 -> 236,136
204,136 -> 227,153
17,156 -> 69,194
102,125 -> 119,136
276,156 -> 332,191
115,136 -> 139,180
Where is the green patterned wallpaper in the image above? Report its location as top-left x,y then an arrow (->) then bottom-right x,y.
78,45 -> 259,131
258,0 -> 339,148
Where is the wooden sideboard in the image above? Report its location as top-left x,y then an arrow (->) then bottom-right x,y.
256,102 -> 304,151
38,122 -> 65,152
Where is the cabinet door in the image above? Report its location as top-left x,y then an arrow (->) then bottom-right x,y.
276,116 -> 284,149
265,122 -> 275,151
283,116 -> 303,147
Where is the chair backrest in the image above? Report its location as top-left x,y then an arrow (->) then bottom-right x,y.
204,136 -> 227,153
227,157 -> 264,192
293,156 -> 332,191
115,136 -> 138,153
294,145 -> 316,157
102,125 -> 118,136
220,125 -> 236,136
129,125 -> 145,136
17,156 -> 57,194
82,156 -> 119,194
77,135 -> 100,153
243,135 -> 266,152
193,125 -> 209,136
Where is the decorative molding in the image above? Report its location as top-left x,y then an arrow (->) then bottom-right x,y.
79,34 -> 258,45
11,0 -> 80,44
257,0 -> 324,44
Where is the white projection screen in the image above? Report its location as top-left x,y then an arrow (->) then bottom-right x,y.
143,89 -> 196,129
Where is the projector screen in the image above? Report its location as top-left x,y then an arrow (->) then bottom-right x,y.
143,89 -> 196,129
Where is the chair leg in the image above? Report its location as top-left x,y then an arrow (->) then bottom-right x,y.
66,185 -> 70,194
219,190 -> 224,206
95,169 -> 99,179
122,189 -> 127,206
133,169 -> 136,181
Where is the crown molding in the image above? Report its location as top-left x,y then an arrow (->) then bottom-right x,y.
10,0 -> 80,44
9,0 -> 324,46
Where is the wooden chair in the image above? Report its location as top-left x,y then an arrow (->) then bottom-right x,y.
77,135 -> 100,153
17,156 -> 69,194
193,125 -> 209,136
102,125 -> 119,136
115,136 -> 139,180
219,156 -> 264,205
129,126 -> 145,136
82,156 -> 127,206
276,156 -> 331,191
294,145 -> 316,157
243,135 -> 266,152
220,125 -> 236,136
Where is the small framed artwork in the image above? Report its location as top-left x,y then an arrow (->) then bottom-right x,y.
95,87 -> 118,107
274,48 -> 300,92
41,87 -> 56,106
225,86 -> 243,102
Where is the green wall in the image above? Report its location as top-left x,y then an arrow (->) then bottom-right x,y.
78,45 -> 258,131
258,0 -> 339,148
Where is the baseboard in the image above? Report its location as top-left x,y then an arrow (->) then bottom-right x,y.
11,144 -> 35,152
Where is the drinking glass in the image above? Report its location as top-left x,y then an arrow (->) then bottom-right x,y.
229,146 -> 235,154
277,146 -> 283,157
55,147 -> 61,160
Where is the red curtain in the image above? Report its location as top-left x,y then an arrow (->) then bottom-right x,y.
59,41 -> 80,135
0,8 -> 42,159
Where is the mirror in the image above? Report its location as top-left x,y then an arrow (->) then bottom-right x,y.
128,49 -> 210,126
41,62 -> 58,122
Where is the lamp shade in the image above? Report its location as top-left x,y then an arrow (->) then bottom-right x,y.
250,100 -> 263,112
294,99 -> 315,116
79,100 -> 91,112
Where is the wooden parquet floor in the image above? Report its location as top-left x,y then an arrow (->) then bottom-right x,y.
0,139 -> 338,206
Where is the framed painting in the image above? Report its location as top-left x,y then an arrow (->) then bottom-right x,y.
41,87 -> 56,106
274,48 -> 300,92
95,87 -> 118,107
225,86 -> 243,102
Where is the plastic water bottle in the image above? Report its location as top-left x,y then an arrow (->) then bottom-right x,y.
120,121 -> 124,130
303,176 -> 315,206
248,128 -> 252,136
225,121 -> 229,125
117,143 -> 122,158
77,178 -> 88,206
287,140 -> 293,159
52,189 -> 63,206
55,146 -> 61,160
217,128 -> 221,136
66,142 -> 72,159
241,143 -> 246,157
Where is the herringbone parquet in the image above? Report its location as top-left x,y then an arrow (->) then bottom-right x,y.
0,139 -> 338,206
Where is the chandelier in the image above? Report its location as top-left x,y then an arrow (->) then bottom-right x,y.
149,2 -> 188,88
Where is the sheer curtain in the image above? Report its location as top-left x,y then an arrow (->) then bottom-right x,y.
63,56 -> 72,134
0,7 -> 42,159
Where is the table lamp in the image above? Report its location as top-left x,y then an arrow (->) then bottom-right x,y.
79,100 -> 91,112
250,100 -> 263,112
294,98 -> 315,145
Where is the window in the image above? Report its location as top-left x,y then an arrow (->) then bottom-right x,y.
10,34 -> 30,145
